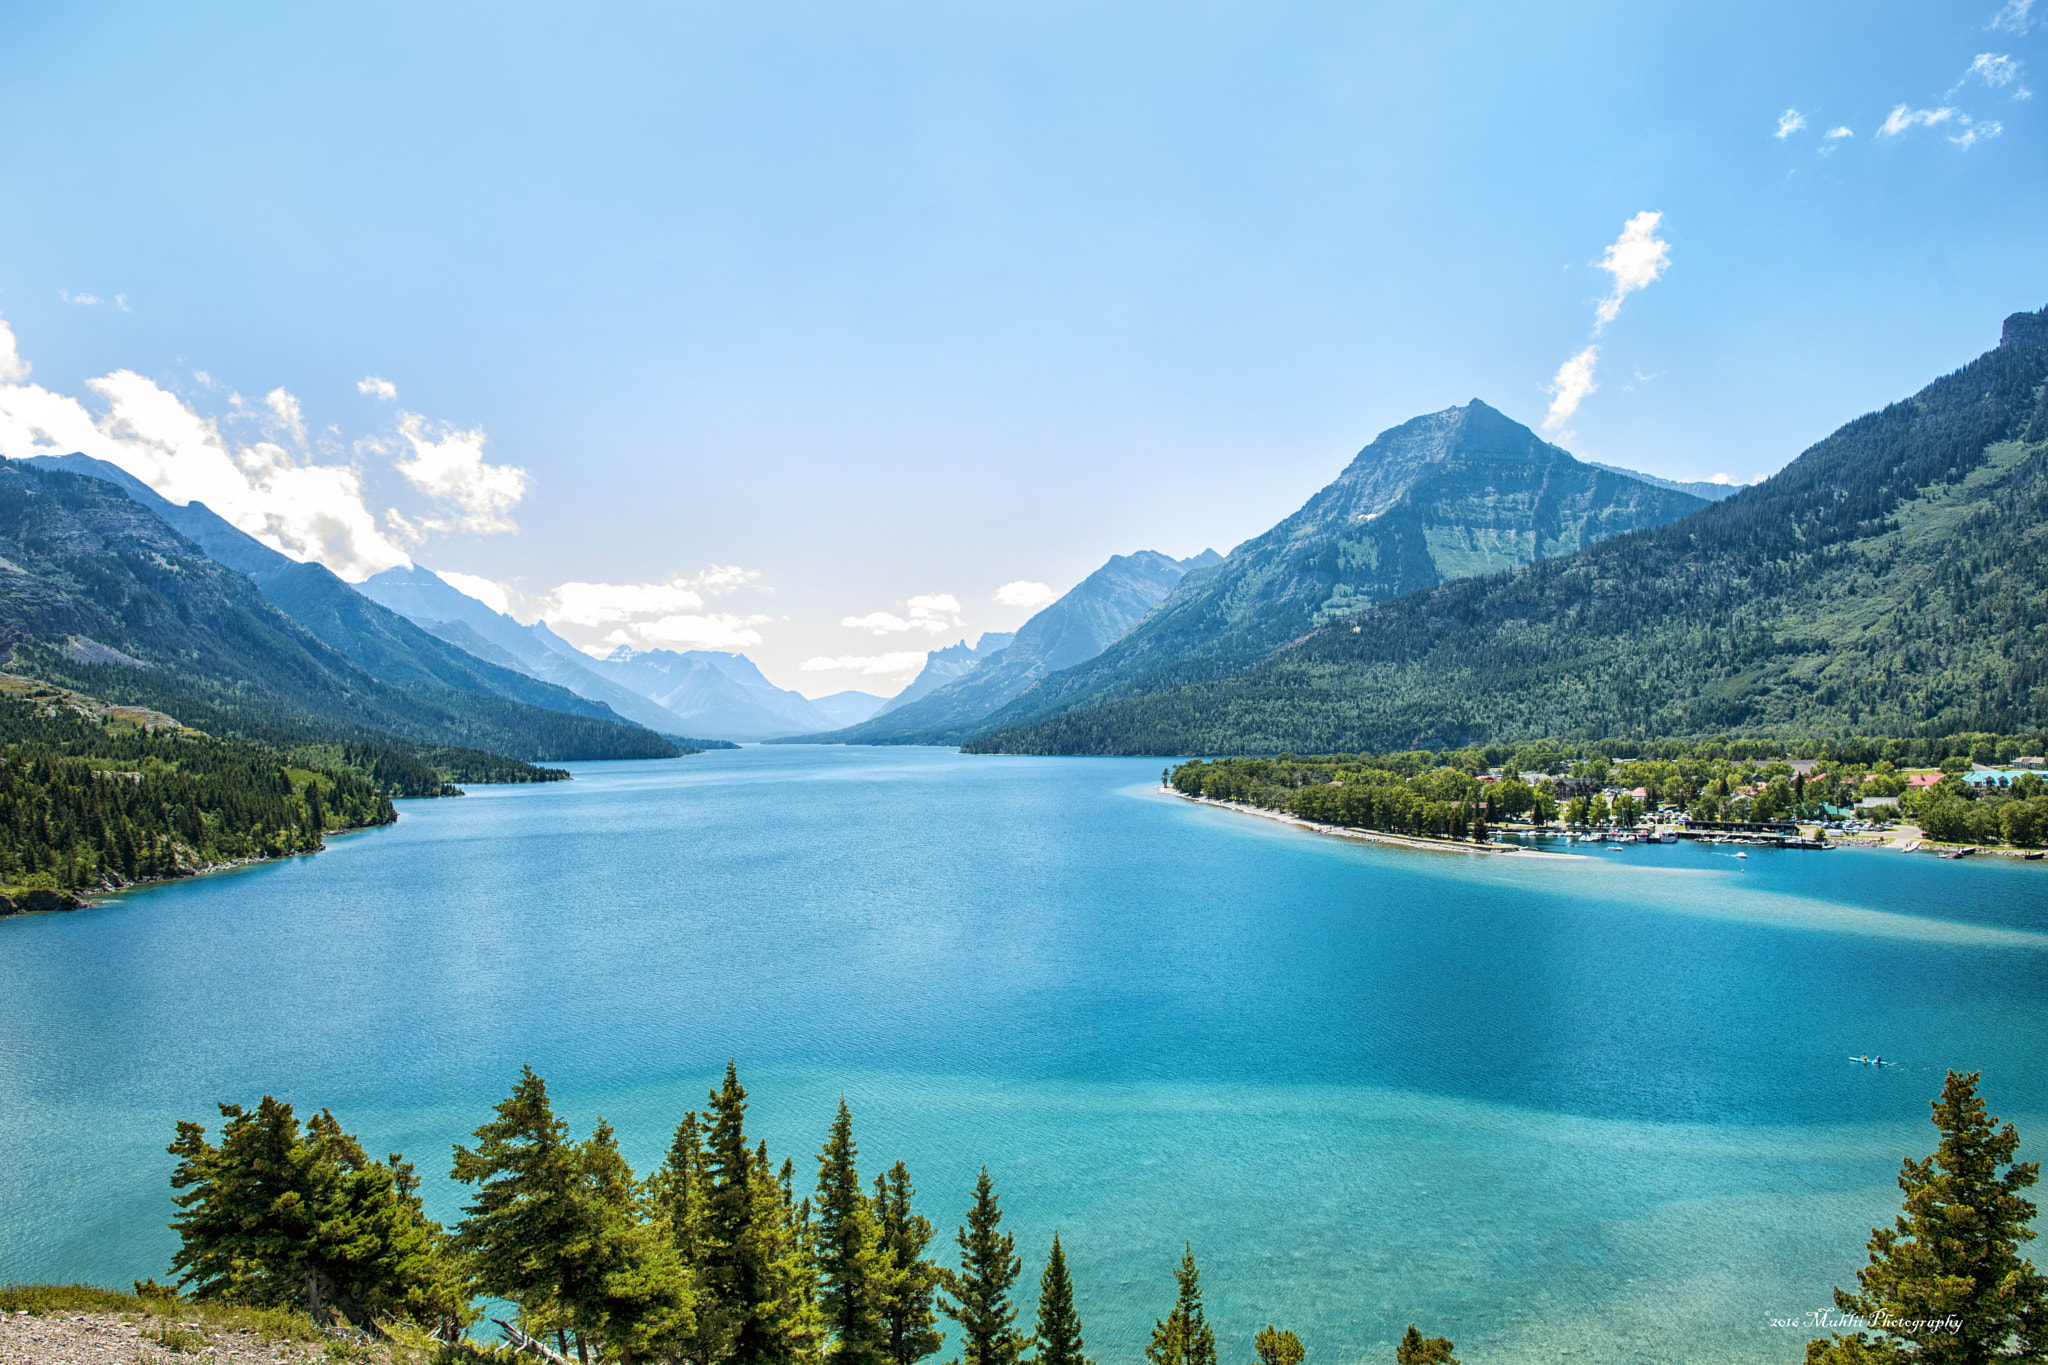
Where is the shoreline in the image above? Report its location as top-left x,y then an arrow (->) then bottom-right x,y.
1165,788 -> 1583,858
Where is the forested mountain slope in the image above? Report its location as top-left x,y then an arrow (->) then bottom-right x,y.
18,454 -> 642,729
968,401 -> 1705,735
969,306 -> 2048,755
0,463 -> 680,761
809,549 -> 1218,744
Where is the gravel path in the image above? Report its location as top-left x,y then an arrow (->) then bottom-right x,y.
0,1309 -> 386,1364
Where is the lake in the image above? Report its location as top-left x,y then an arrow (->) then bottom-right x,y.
3,745 -> 2044,1362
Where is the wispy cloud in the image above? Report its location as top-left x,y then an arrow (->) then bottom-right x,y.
1542,347 -> 1600,435
799,652 -> 929,677
0,308 -> 534,581
1774,108 -> 1807,138
993,580 -> 1055,608
1592,211 -> 1670,331
1879,104 -> 1957,136
1539,212 -> 1669,437
1950,116 -> 2004,147
59,290 -> 102,306
1988,0 -> 2034,33
538,567 -> 770,653
842,593 -> 962,636
388,414 -> 528,534
357,376 -> 398,400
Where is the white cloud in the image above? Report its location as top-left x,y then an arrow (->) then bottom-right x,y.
1879,104 -> 1956,136
1825,126 -> 1854,140
1710,473 -> 1735,485
993,580 -> 1056,609
603,614 -> 770,651
265,387 -> 305,444
800,652 -> 929,677
547,578 -> 708,627
391,413 -> 527,533
0,307 -> 537,581
436,570 -> 513,617
0,316 -> 27,384
1542,347 -> 1599,434
1774,108 -> 1807,138
1951,117 -> 2004,147
1988,0 -> 2034,33
1592,211 -> 1670,330
357,376 -> 398,400
537,567 -> 769,652
1966,52 -> 2024,88
843,592 -> 962,636
60,290 -> 103,306
115,295 -> 129,312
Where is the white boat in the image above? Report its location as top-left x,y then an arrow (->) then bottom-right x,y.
1735,851 -> 1748,859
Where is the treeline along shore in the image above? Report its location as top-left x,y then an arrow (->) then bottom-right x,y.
0,682 -> 571,909
1167,729 -> 2048,851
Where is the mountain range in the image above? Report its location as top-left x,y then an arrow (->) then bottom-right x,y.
0,460 -> 680,762
966,305 -> 2048,754
802,549 -> 1220,744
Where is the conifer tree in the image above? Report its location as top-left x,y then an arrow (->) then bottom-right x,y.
699,1061 -> 825,1365
874,1162 -> 944,1365
572,1120 -> 697,1365
817,1099 -> 896,1365
1145,1246 -> 1215,1365
650,1111 -> 709,1270
941,1167 -> 1029,1365
1808,1069 -> 2046,1364
1253,1326 -> 1302,1365
167,1097 -> 467,1337
1394,1326 -> 1456,1364
1032,1235 -> 1090,1365
452,1066 -> 591,1350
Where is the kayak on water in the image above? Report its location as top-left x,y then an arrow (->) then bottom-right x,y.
1850,1055 -> 1892,1066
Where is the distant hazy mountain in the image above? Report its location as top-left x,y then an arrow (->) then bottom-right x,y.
808,690 -> 888,726
588,647 -> 833,741
967,400 -> 1707,736
17,454 -> 656,734
815,549 -> 1221,744
970,306 -> 2048,755
870,633 -> 1017,718
1585,461 -> 1745,501
355,566 -> 707,737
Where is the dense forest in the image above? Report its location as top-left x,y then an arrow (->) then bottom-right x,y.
0,696 -> 397,897
144,1066 -> 2041,1365
968,309 -> 2048,757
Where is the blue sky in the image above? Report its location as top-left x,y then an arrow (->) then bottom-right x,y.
1,0 -> 2042,694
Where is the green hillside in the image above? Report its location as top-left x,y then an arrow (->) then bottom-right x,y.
969,400 -> 1705,735
0,462 -> 683,763
968,306 -> 2048,755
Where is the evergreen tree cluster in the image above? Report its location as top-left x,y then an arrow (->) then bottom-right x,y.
1170,757 -> 1489,842
0,697 -> 395,894
162,1064 -> 1357,1365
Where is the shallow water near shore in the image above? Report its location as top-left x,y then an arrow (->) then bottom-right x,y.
3,745 -> 2044,1362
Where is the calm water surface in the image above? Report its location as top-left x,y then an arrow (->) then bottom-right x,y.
3,746 -> 2045,1363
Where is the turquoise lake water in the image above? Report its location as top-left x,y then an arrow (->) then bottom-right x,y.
3,745 -> 2045,1362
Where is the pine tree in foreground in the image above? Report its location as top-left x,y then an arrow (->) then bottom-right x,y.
941,1166 -> 1029,1365
874,1161 -> 944,1365
1394,1325 -> 1456,1364
817,1098 -> 895,1365
1254,1325 -> 1303,1365
1032,1234 -> 1090,1365
1807,1069 -> 2046,1364
1145,1245 -> 1216,1365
